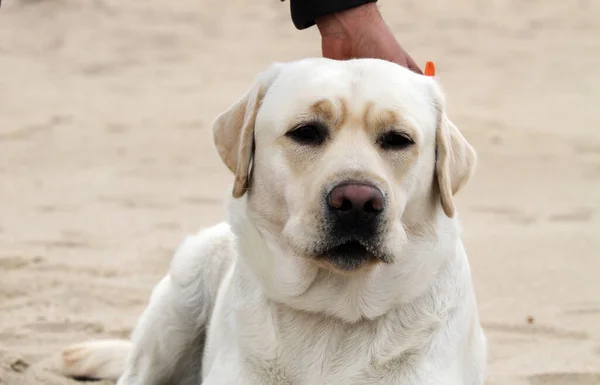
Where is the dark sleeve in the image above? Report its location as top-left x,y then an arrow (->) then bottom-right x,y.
286,0 -> 378,30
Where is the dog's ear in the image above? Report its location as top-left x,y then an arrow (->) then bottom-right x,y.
433,90 -> 477,218
212,63 -> 283,198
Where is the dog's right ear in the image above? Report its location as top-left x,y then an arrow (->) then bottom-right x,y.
429,79 -> 477,218
212,63 -> 283,198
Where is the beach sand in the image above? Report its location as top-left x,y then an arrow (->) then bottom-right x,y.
1,0 -> 599,384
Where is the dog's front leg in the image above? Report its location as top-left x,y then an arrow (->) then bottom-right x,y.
201,355 -> 254,385
117,273 -> 205,385
118,231 -> 235,385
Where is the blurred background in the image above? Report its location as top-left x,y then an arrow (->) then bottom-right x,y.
0,1 -> 599,384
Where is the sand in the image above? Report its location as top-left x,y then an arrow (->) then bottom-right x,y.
1,0 -> 599,384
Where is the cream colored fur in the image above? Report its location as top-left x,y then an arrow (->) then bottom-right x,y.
60,58 -> 486,385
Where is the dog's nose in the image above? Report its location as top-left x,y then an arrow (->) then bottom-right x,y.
327,183 -> 384,227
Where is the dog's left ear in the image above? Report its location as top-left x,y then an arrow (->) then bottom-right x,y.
432,87 -> 477,218
212,63 -> 283,198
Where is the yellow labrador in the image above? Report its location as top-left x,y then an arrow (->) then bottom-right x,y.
60,58 -> 486,385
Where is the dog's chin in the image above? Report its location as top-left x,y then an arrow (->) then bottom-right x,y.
314,240 -> 388,274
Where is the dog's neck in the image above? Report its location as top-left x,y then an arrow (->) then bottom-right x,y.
227,195 -> 470,324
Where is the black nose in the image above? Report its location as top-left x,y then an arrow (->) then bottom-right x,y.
327,183 -> 385,232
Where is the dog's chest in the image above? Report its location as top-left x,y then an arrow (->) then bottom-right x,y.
245,309 -> 436,385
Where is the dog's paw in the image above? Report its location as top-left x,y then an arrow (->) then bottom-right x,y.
61,339 -> 131,381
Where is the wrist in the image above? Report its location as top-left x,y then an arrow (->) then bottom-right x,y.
316,2 -> 383,38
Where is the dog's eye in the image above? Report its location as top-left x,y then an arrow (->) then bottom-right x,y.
378,131 -> 414,150
286,124 -> 327,146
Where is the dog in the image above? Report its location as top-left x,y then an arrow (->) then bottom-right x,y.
59,57 -> 486,385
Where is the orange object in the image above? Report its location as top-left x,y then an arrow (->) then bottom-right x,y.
424,61 -> 436,77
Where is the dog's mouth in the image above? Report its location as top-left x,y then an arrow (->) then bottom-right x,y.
315,239 -> 387,272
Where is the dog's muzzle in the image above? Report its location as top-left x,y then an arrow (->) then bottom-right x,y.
315,181 -> 389,271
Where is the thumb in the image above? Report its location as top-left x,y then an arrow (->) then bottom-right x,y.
406,56 -> 423,75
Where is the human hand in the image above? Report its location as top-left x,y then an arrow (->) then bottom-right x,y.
316,3 -> 422,74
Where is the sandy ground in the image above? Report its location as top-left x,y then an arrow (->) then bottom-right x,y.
1,0 -> 599,384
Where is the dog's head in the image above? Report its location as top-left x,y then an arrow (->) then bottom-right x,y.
213,58 -> 475,314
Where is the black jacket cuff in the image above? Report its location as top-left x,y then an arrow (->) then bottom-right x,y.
287,0 -> 378,30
